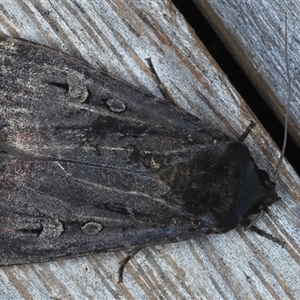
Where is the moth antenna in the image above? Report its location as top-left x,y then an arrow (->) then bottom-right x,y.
245,13 -> 290,230
274,12 -> 291,180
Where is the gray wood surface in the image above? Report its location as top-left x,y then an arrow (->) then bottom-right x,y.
0,0 -> 299,299
194,0 -> 300,148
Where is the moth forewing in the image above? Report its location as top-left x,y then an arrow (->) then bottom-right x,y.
0,37 -> 279,266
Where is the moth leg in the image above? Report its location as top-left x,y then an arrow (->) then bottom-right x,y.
238,121 -> 255,142
243,209 -> 265,230
118,247 -> 143,283
145,58 -> 174,103
248,225 -> 285,247
242,211 -> 285,247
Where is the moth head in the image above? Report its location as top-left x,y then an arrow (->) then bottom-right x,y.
160,141 -> 280,234
248,169 -> 280,213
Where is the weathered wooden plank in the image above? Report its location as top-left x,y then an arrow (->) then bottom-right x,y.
194,0 -> 300,149
0,0 -> 299,299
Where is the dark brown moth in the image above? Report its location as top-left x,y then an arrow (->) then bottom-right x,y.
0,37 -> 279,266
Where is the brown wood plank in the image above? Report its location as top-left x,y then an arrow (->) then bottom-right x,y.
0,0 -> 299,299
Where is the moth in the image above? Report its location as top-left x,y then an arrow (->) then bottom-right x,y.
0,37 -> 279,270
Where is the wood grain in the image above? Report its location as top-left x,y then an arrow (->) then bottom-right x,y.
0,0 -> 299,299
194,0 -> 300,149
